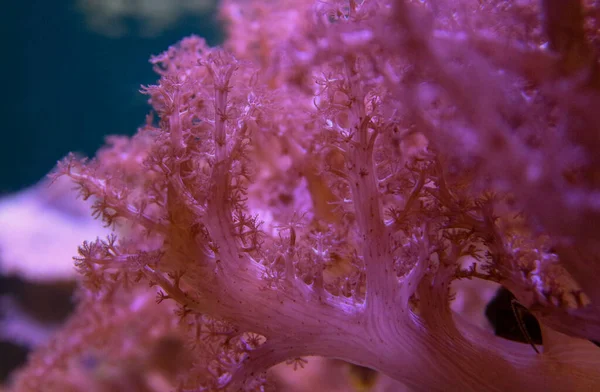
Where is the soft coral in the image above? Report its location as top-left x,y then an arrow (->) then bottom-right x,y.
11,1 -> 600,391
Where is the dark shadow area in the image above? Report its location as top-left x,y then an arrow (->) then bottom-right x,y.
485,287 -> 542,345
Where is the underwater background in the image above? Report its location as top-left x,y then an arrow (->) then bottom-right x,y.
1,0 -> 221,193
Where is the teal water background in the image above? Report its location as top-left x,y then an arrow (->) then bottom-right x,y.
1,0 -> 222,193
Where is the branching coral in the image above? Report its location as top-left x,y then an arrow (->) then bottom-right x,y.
10,1 -> 600,391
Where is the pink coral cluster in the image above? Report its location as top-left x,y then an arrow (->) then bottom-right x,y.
10,1 -> 600,391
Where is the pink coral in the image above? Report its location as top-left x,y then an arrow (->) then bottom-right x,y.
10,1 -> 600,391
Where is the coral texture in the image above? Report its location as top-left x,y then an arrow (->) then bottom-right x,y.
11,0 -> 600,391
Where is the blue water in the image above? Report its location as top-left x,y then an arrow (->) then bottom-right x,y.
0,0 -> 222,193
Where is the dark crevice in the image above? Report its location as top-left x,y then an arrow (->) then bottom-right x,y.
0,341 -> 30,383
485,287 -> 543,345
